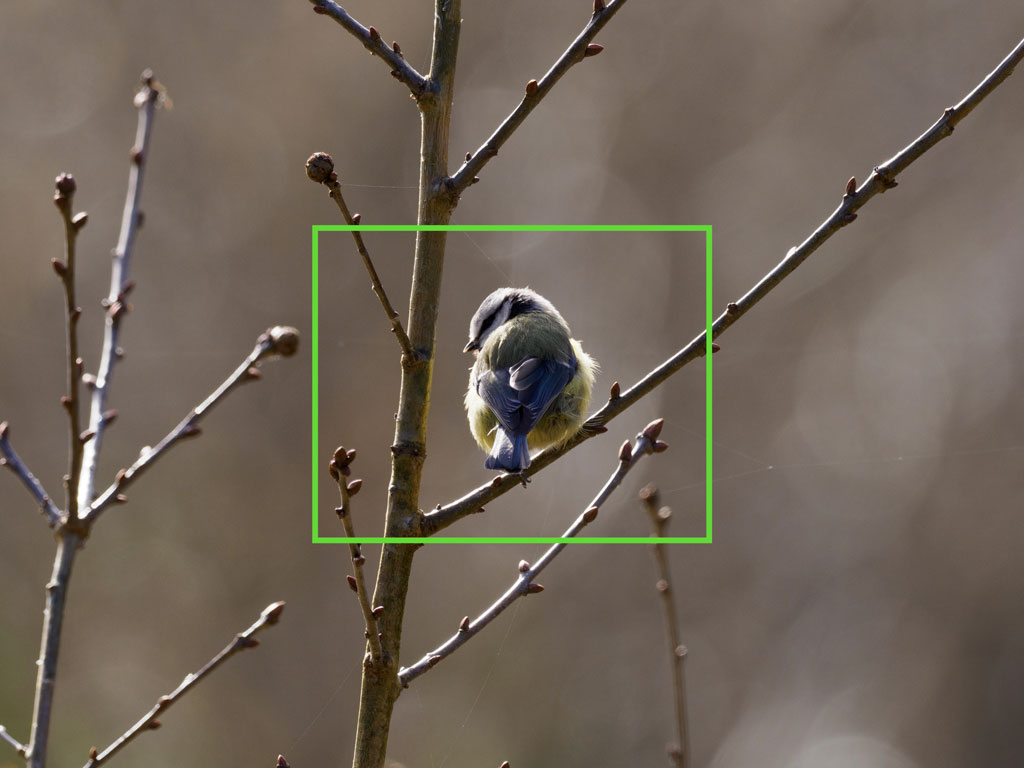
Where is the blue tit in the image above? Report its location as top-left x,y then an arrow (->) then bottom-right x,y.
464,287 -> 597,472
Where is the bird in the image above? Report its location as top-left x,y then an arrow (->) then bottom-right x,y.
464,287 -> 597,472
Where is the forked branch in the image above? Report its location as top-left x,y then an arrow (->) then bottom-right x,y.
423,33 -> 1024,534
0,422 -> 62,526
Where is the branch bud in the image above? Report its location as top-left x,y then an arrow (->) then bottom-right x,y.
526,583 -> 545,594
347,478 -> 363,496
609,381 -> 620,399
518,559 -> 531,572
525,79 -> 539,96
305,152 -> 334,183
845,176 -> 856,196
351,212 -> 362,225
459,616 -> 470,631
346,575 -> 358,592
584,44 -> 604,57
55,172 -> 77,197
264,326 -> 300,357
72,211 -> 89,230
619,440 -> 633,462
368,26 -> 381,42
262,601 -> 286,623
372,605 -> 385,618
642,418 -> 664,441
582,506 -> 599,524
51,259 -> 68,277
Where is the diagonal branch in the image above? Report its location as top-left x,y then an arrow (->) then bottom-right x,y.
329,446 -> 384,666
82,602 -> 286,768
305,152 -> 417,361
0,422 -> 62,526
399,419 -> 667,687
308,0 -> 429,99
423,32 -> 1024,535
78,70 -> 163,513
447,0 -> 629,196
84,326 -> 299,521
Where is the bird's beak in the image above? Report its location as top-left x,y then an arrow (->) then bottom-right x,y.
463,339 -> 479,353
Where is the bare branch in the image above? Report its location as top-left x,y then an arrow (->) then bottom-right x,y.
639,486 -> 689,768
448,0 -> 630,195
307,0 -> 428,98
305,152 -> 417,362
78,71 -> 162,513
82,602 -> 286,768
28,530 -> 82,768
0,422 -> 62,526
424,33 -> 1024,535
85,326 -> 299,521
329,446 -> 383,666
52,172 -> 86,517
0,724 -> 27,757
399,419 -> 666,687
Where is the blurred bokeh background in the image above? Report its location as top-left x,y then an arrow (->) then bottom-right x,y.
2,1 -> 1023,766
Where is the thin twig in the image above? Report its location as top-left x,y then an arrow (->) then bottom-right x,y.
82,602 -> 286,768
399,419 -> 667,687
84,326 -> 299,521
639,486 -> 689,768
52,172 -> 86,517
307,0 -> 428,98
423,33 -> 1024,535
0,422 -> 62,526
78,71 -> 163,513
305,153 -> 417,362
447,0 -> 629,195
0,724 -> 27,757
329,446 -> 384,666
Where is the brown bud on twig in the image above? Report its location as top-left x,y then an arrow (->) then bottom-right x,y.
305,152 -> 334,183
353,554 -> 366,566
149,720 -> 162,730
582,506 -> 599,524
277,757 -> 291,768
638,484 -> 659,504
55,172 -> 77,197
80,429 -> 96,444
609,381 -> 620,400
845,176 -> 856,196
351,212 -> 362,225
115,468 -> 127,485
266,326 -> 300,357
428,655 -> 442,667
345,448 -> 357,463
0,421 -> 8,439
465,152 -> 472,161
115,494 -> 128,504
653,440 -> 669,453
392,41 -> 402,55
619,440 -> 633,462
51,259 -> 67,277
525,79 -> 539,96
459,616 -> 470,632
72,212 -> 88,230
335,505 -> 346,518
262,601 -> 286,623
842,213 -> 858,225
347,478 -> 363,496
594,0 -> 606,12
346,575 -> 358,592
711,343 -> 721,353
584,44 -> 604,57
518,559 -> 531,573
372,605 -> 385,618
312,3 -> 327,13
180,424 -> 201,439
656,579 -> 669,593
243,366 -> 262,381
368,26 -> 380,42
726,302 -> 739,315
89,748 -> 98,759
501,763 -> 511,768
526,583 -> 545,594
102,409 -> 118,426
642,418 -> 664,441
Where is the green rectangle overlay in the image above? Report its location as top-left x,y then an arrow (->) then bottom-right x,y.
312,224 -> 712,543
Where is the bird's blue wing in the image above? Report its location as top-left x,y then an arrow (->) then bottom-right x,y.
476,352 -> 577,437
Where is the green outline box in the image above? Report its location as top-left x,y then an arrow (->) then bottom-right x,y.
312,225 -> 712,544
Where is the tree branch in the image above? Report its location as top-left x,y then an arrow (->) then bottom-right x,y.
84,326 -> 299,521
447,0 -> 629,196
307,0 -> 429,99
399,420 -> 667,687
639,486 -> 689,768
0,724 -> 27,757
329,446 -> 384,667
0,422 -> 62,526
423,32 -> 1024,535
305,152 -> 417,362
78,70 -> 163,514
52,172 -> 86,518
82,602 -> 286,768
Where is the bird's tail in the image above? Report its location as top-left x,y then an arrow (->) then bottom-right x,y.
485,430 -> 531,472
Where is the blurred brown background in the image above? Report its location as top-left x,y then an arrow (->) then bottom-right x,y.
2,1 -> 1024,766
